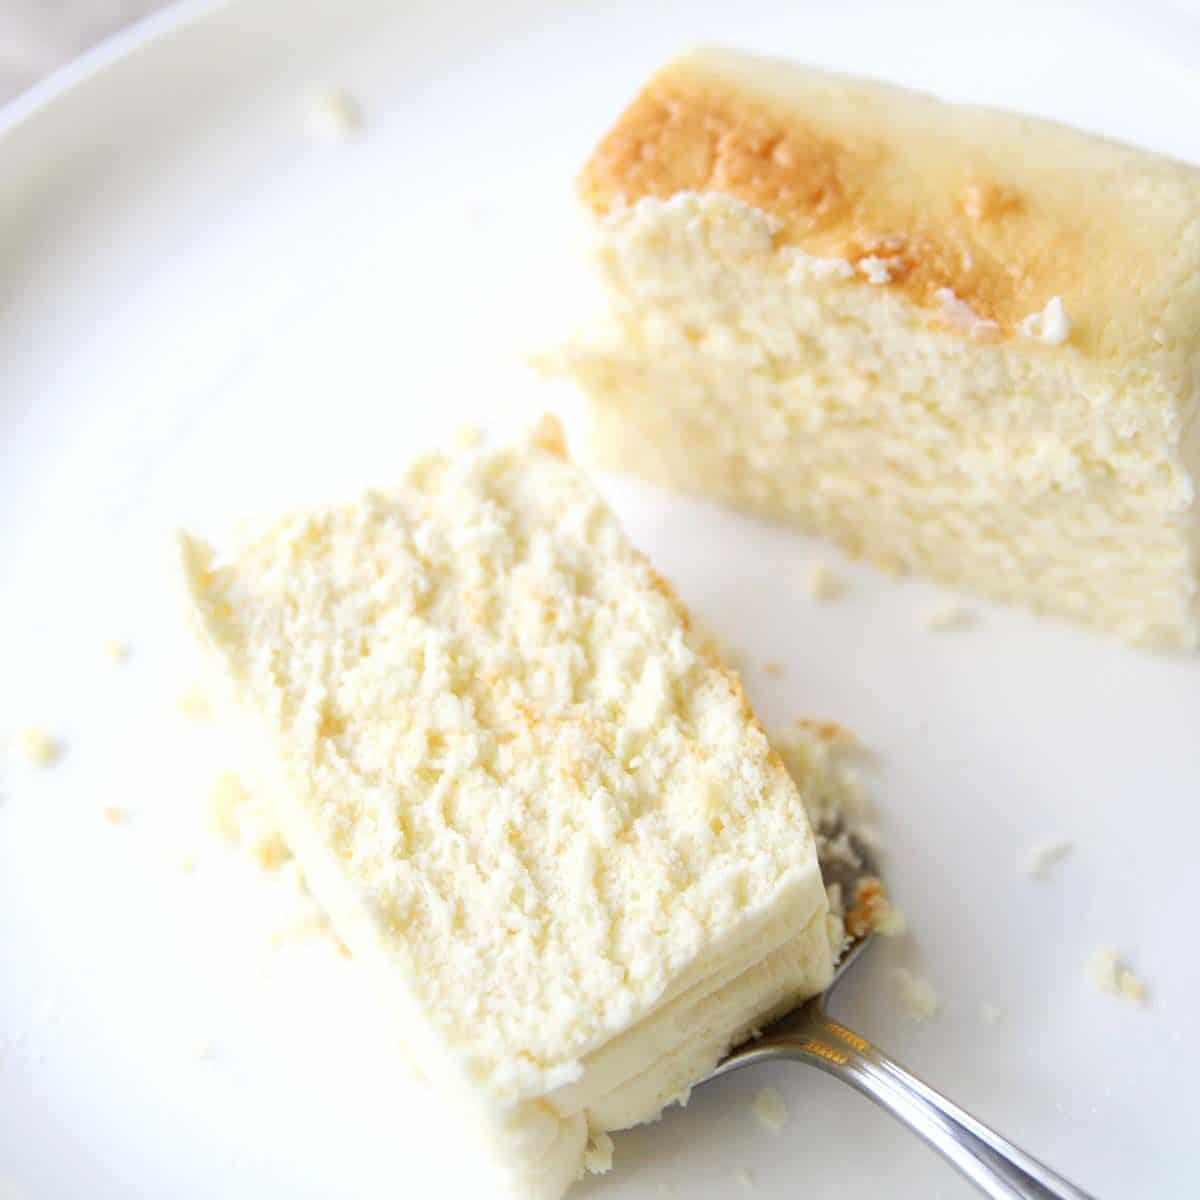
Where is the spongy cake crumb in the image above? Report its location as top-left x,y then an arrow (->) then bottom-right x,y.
104,639 -> 131,664
304,87 -> 364,140
1025,837 -> 1073,880
15,727 -> 60,767
844,877 -> 907,939
208,771 -> 290,869
177,685 -> 212,720
806,563 -> 844,601
453,422 -> 485,450
179,418 -> 833,1125
1087,948 -> 1147,1004
889,967 -> 940,1021
769,719 -> 890,957
923,602 -> 972,631
1019,296 -> 1072,346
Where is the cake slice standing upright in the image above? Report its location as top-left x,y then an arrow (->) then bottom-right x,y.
556,46 -> 1200,647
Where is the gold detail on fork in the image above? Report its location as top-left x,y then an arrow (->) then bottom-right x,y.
800,1040 -> 849,1066
825,1022 -> 870,1052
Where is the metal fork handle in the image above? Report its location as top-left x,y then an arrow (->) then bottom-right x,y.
711,999 -> 1097,1199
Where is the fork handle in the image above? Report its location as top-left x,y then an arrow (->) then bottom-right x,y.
719,1001 -> 1097,1199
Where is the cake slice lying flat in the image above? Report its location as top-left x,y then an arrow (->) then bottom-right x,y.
179,419 -> 833,1199
556,46 -> 1200,648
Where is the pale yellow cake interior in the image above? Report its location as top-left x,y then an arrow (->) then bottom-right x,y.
180,421 -> 833,1198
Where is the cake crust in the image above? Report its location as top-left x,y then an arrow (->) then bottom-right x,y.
580,46 -> 1200,361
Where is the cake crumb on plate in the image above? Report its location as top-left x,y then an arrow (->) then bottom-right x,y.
177,685 -> 212,720
762,659 -> 785,677
889,967 -> 940,1021
304,86 -> 364,140
980,1003 -> 1003,1025
1087,948 -> 1147,1004
104,639 -> 131,664
750,1086 -> 788,1132
844,876 -> 907,939
806,562 -> 844,601
208,770 -> 290,869
923,602 -> 972,631
453,422 -> 485,449
1025,837 -> 1073,880
102,806 -> 126,825
15,727 -> 60,767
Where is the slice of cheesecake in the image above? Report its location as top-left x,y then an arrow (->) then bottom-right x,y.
555,46 -> 1200,648
179,417 -> 833,1199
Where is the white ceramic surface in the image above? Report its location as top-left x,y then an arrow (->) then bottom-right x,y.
2,2 -> 1198,1197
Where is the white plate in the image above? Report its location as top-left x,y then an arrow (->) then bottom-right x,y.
2,1 -> 1198,1197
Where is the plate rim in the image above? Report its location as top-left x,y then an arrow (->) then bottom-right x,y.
0,0 -> 230,141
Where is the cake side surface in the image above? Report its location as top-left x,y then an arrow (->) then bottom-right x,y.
564,49 -> 1200,646
580,45 -> 1200,365
179,424 -> 833,1194
555,190 -> 1198,646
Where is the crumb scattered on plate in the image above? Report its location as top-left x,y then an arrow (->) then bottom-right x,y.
177,685 -> 212,720
888,967 -> 940,1021
453,422 -> 484,449
208,770 -> 289,869
15,727 -> 60,767
1087,947 -> 1148,1004
304,86 -> 365,140
102,806 -> 126,825
844,876 -> 907,939
104,639 -> 130,665
583,1132 -> 614,1175
1025,836 -> 1073,880
734,1167 -> 755,1189
762,659 -> 785,677
807,562 -> 844,601
195,1038 -> 215,1061
923,601 -> 973,631
751,1086 -> 789,1132
770,719 -> 886,959
980,1003 -> 1003,1025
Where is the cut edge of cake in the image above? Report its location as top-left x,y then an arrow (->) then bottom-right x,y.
177,416 -> 835,1198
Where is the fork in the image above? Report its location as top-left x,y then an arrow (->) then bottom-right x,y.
704,831 -> 1097,1199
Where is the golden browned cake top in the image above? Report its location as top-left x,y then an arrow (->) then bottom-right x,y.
580,46 -> 1200,363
